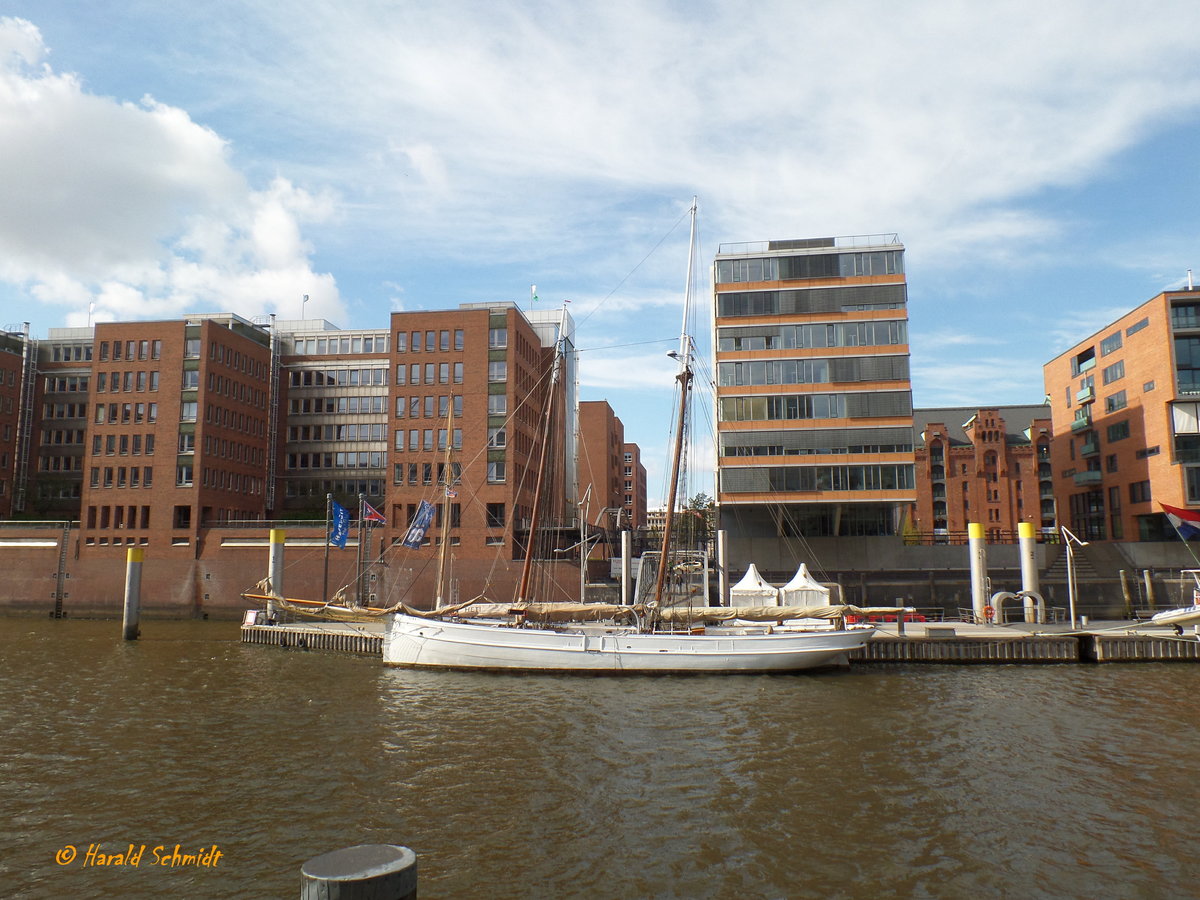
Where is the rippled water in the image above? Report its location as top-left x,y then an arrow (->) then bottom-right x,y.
2,618 -> 1198,898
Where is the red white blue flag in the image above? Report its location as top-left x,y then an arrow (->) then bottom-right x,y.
362,501 -> 387,525
1160,502 -> 1200,539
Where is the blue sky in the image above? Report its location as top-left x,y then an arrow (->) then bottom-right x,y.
4,2 -> 1200,499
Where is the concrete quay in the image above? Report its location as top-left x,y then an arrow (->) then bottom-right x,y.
239,618 -> 1200,664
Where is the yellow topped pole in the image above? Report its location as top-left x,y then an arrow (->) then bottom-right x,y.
122,547 -> 144,640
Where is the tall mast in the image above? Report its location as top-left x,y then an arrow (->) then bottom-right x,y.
516,338 -> 563,603
652,197 -> 698,608
435,396 -> 456,605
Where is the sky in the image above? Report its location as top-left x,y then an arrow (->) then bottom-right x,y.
4,1 -> 1200,501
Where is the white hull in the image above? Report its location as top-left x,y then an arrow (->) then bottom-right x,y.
383,613 -> 874,673
1150,604 -> 1200,626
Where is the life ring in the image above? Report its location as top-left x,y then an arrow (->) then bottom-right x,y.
982,605 -> 995,621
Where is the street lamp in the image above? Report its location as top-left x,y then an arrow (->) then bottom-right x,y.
1061,526 -> 1089,629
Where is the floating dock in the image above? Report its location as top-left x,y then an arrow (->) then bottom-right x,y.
241,621 -> 383,655
239,619 -> 1200,664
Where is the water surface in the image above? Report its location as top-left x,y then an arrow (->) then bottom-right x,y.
2,619 -> 1197,898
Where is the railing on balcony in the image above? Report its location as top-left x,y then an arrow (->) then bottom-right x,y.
1070,414 -> 1092,432
1076,385 -> 1095,404
1073,470 -> 1103,486
1080,440 -> 1100,456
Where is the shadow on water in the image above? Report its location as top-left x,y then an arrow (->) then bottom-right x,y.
3,618 -> 1199,898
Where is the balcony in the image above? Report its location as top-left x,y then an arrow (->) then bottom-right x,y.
1073,470 -> 1103,486
1070,413 -> 1092,432
1076,385 -> 1095,404
1079,440 -> 1100,457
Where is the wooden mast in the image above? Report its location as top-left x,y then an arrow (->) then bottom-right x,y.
652,197 -> 699,608
516,333 -> 563,603
434,396 -> 456,606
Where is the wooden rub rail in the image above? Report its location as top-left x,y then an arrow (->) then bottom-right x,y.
241,624 -> 383,656
853,635 -> 1080,664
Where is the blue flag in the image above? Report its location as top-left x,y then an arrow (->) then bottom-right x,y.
329,500 -> 350,549
401,500 -> 435,549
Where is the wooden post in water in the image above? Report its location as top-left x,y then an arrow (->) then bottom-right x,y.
122,547 -> 142,641
1143,569 -> 1157,611
300,844 -> 416,900
1119,569 -> 1134,618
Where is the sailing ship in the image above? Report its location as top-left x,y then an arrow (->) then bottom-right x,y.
379,198 -> 879,673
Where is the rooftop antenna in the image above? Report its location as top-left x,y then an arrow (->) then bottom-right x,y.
302,294 -> 309,319
1188,269 -> 1194,291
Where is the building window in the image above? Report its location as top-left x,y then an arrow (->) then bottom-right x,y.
1100,331 -> 1123,355
488,427 -> 506,448
487,461 -> 506,483
488,361 -> 507,382
488,395 -> 507,415
454,329 -> 464,351
1104,390 -> 1127,413
1129,480 -> 1151,504
486,503 -> 505,527
489,328 -> 508,349
1101,361 -> 1124,385
1106,420 -> 1130,442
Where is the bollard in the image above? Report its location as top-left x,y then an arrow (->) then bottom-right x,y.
300,844 -> 416,900
122,547 -> 143,641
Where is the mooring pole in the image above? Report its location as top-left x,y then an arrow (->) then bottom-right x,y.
122,547 -> 143,640
968,523 -> 988,623
300,844 -> 416,900
1017,522 -> 1039,622
267,529 -> 285,621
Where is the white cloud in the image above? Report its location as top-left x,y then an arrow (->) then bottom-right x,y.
0,17 -> 342,328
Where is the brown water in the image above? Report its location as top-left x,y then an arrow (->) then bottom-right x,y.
2,618 -> 1198,899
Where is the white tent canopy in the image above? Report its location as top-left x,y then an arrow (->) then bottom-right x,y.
729,563 -> 780,607
778,563 -> 831,607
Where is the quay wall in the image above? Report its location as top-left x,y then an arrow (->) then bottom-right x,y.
0,524 -> 581,619
2,524 -> 1198,619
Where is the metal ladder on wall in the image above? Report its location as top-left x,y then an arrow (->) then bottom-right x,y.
53,520 -> 69,617
10,324 -> 38,514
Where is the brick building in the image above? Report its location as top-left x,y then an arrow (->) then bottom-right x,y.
0,301 -> 658,609
0,327 -> 34,518
79,315 -> 274,553
713,234 -> 916,559
911,406 -> 1054,542
621,442 -> 647,529
1044,287 -> 1200,541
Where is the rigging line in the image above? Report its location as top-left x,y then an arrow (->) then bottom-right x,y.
569,203 -> 693,333
575,338 -> 679,353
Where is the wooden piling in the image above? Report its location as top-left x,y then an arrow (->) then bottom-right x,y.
300,844 -> 416,900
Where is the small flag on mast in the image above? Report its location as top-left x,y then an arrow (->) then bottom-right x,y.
445,486 -> 458,498
329,500 -> 350,548
531,284 -> 539,304
362,501 -> 387,525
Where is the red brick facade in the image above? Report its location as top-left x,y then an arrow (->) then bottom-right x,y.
911,406 -> 1053,542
